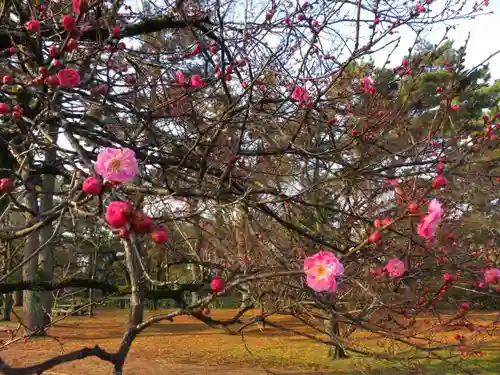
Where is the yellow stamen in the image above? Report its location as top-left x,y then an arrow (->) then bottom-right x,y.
315,265 -> 327,278
110,159 -> 121,171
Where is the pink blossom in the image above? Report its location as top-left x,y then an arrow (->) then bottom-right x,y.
484,268 -> 500,284
415,3 -> 425,13
362,76 -> 375,93
384,178 -> 398,186
292,86 -> 309,103
385,258 -> 405,278
176,71 -> 186,85
190,75 -> 204,88
417,199 -> 443,240
304,251 -> 343,292
95,148 -> 137,183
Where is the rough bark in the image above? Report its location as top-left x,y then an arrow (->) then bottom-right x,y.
22,231 -> 44,333
88,247 -> 97,317
14,290 -> 22,306
1,294 -> 12,321
190,264 -> 200,304
122,240 -> 144,327
38,127 -> 58,326
325,311 -> 349,360
236,204 -> 251,308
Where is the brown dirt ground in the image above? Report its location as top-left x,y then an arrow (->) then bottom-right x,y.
0,309 -> 498,375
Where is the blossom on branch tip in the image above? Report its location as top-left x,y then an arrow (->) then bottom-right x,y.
190,75 -> 204,88
95,147 -> 137,183
304,251 -> 343,292
292,86 -> 309,103
484,268 -> 500,284
385,258 -> 405,278
417,199 -> 443,240
176,71 -> 186,85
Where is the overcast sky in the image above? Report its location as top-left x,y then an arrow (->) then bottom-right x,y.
372,1 -> 500,79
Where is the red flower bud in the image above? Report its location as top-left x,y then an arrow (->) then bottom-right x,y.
131,212 -> 153,233
25,19 -> 41,33
432,175 -> 447,189
45,75 -> 60,86
0,103 -> 10,115
66,38 -> 78,51
82,176 -> 102,195
2,75 -> 12,84
0,178 -> 14,193
105,201 -> 131,229
407,201 -> 419,214
436,162 -> 445,174
210,277 -> 225,293
62,15 -> 76,32
369,231 -> 381,243
151,228 -> 168,244
73,0 -> 89,14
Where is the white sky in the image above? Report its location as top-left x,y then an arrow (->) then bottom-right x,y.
59,1 -> 499,153
372,1 -> 500,79
130,0 -> 500,77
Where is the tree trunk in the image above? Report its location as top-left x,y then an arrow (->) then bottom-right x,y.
23,231 -> 44,333
2,294 -> 12,321
88,288 -> 94,317
325,312 -> 349,360
240,288 -> 250,308
123,239 -> 144,326
88,247 -> 97,317
38,124 -> 58,327
190,264 -> 201,304
14,290 -> 23,306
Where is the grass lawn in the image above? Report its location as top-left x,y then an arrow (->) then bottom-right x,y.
0,309 -> 498,374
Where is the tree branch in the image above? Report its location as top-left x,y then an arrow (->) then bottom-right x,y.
0,279 -> 206,305
0,346 -> 115,375
0,15 -> 213,50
